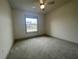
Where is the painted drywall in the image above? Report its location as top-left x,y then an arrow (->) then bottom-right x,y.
0,0 -> 13,59
13,9 -> 45,39
45,0 -> 78,43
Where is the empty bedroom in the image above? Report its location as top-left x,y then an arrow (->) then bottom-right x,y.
0,0 -> 78,59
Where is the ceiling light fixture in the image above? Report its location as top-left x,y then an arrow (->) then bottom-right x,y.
40,0 -> 45,10
40,0 -> 43,4
39,0 -> 55,10
40,4 -> 45,9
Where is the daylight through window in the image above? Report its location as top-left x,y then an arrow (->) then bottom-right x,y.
26,17 -> 38,32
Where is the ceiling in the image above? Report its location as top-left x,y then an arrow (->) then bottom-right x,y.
8,0 -> 72,14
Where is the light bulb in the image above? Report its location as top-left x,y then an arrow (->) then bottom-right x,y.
40,4 -> 45,9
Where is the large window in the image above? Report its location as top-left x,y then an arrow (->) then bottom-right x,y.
25,17 -> 38,32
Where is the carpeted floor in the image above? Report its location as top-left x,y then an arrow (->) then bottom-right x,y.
7,36 -> 78,59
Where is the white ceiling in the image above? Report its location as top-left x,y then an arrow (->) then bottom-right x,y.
9,0 -> 72,14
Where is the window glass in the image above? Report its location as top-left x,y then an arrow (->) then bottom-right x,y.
26,17 -> 38,32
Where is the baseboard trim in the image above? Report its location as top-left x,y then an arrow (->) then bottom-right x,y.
14,34 -> 77,45
6,40 -> 14,59
14,34 -> 47,44
46,34 -> 78,45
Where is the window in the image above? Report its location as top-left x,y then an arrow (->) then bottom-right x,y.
25,17 -> 38,32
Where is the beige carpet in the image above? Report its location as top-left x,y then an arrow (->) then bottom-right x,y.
7,36 -> 78,59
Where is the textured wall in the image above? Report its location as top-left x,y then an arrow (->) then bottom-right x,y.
45,0 -> 78,43
13,9 -> 45,39
0,0 -> 13,59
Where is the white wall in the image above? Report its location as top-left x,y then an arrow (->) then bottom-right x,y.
45,0 -> 78,43
13,9 -> 45,39
0,0 -> 13,59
